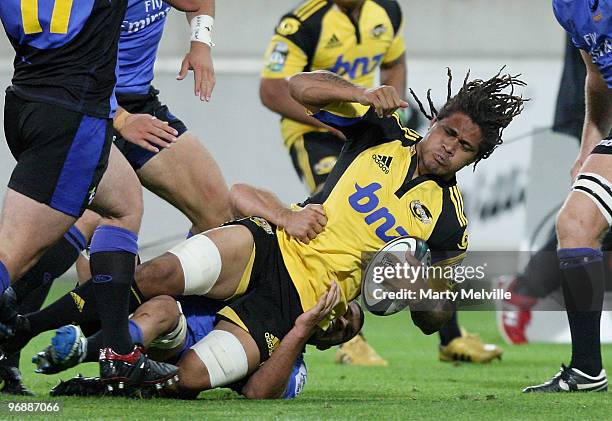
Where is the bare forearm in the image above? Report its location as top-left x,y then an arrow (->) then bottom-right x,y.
229,183 -> 289,225
581,76 -> 612,153
241,327 -> 309,399
260,79 -> 334,128
380,55 -> 406,100
186,0 -> 214,21
288,71 -> 365,110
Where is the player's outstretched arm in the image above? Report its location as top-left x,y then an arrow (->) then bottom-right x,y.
241,282 -> 339,399
259,78 -> 347,140
289,71 -> 408,118
230,183 -> 327,244
177,0 -> 215,102
571,51 -> 612,179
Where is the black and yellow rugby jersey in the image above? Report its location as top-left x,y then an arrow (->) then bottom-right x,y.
276,102 -> 468,327
261,0 -> 406,149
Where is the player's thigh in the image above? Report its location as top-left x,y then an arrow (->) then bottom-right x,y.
136,224 -> 254,299
557,152 -> 612,248
89,144 -> 143,232
290,131 -> 344,194
0,189 -> 75,280
137,131 -> 231,231
0,95 -> 111,278
178,320 -> 260,392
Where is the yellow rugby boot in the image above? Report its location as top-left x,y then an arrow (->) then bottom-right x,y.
439,330 -> 503,363
335,335 -> 388,367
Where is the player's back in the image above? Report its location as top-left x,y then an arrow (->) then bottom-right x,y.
0,0 -> 128,118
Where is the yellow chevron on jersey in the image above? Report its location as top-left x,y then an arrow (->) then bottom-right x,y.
262,0 -> 406,149
277,101 -> 468,328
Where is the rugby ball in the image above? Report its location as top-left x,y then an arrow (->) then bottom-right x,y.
361,236 -> 431,316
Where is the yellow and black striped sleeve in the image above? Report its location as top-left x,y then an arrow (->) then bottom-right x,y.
261,0 -> 333,79
373,0 -> 406,64
428,185 -> 469,267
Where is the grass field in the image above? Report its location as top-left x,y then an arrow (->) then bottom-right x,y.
2,280 -> 612,420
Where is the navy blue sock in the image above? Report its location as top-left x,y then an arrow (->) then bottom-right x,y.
128,320 -> 144,345
84,331 -> 103,363
90,225 -> 138,355
13,226 -> 86,303
558,248 -> 604,376
84,321 -> 143,363
439,311 -> 461,346
0,261 -> 10,294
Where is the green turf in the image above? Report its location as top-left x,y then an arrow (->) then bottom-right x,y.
1,280 -> 612,420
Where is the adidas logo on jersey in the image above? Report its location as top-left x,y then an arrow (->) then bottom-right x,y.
372,154 -> 393,174
265,332 -> 280,356
325,34 -> 343,48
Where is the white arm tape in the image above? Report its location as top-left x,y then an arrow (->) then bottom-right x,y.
168,234 -> 222,296
190,15 -> 214,47
191,330 -> 249,388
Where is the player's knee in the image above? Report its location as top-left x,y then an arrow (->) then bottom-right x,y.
137,295 -> 180,327
168,235 -> 222,296
135,254 -> 183,298
186,330 -> 249,389
556,205 -> 601,248
178,350 -> 211,393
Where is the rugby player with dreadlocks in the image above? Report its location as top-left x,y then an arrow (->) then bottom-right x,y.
0,68 -> 525,395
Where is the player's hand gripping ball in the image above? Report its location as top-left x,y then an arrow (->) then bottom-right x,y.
361,236 -> 431,316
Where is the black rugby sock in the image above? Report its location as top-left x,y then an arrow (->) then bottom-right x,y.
90,251 -> 135,355
26,282 -> 96,337
559,248 -> 604,376
439,311 -> 461,346
26,279 -> 141,338
516,233 -> 563,298
12,226 -> 86,303
89,225 -> 140,355
84,331 -> 104,363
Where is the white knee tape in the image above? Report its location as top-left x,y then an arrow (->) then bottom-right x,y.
191,330 -> 249,388
573,172 -> 612,225
168,234 -> 222,296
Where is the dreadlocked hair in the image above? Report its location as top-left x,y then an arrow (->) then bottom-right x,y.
409,66 -> 527,168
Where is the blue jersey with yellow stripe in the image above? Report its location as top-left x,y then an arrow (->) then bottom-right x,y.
553,0 -> 612,87
0,0 -> 127,118
117,0 -> 172,94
